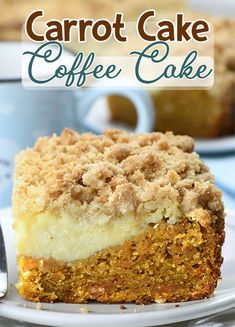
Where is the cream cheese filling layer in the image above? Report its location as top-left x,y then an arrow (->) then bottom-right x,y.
15,205 -> 181,262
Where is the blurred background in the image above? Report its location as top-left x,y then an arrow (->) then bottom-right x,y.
0,0 -> 235,210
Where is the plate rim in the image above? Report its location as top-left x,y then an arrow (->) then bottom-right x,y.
1,295 -> 235,327
195,136 -> 235,154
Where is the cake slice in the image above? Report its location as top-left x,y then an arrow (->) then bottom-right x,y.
12,128 -> 225,304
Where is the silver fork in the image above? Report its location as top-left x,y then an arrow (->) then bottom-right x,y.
0,223 -> 7,299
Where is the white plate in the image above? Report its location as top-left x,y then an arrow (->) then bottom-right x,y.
195,137 -> 235,154
0,208 -> 235,327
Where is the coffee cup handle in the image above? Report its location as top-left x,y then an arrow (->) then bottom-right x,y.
76,88 -> 155,134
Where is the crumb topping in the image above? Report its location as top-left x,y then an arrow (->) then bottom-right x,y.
13,129 -> 223,219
